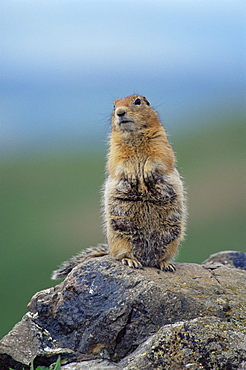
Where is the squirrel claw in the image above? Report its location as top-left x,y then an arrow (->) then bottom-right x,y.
159,261 -> 176,272
121,257 -> 143,269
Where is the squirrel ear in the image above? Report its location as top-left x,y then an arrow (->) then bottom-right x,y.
143,97 -> 151,106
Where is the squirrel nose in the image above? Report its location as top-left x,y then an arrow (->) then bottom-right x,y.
116,108 -> 126,117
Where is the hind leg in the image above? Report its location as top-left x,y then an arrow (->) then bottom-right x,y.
159,239 -> 180,272
108,234 -> 143,269
159,260 -> 176,272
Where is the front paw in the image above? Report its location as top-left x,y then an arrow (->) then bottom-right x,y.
121,165 -> 137,185
124,171 -> 137,185
144,161 -> 166,184
144,162 -> 157,183
144,168 -> 155,183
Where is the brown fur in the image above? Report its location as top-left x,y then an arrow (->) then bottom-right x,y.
104,94 -> 187,271
52,94 -> 187,279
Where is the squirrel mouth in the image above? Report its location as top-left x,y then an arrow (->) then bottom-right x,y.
119,119 -> 133,125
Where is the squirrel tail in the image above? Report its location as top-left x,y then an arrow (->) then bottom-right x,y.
51,244 -> 109,280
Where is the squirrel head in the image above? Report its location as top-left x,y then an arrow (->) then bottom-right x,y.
112,95 -> 161,133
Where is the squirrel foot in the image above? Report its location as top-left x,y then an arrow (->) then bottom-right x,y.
121,257 -> 143,269
159,261 -> 176,272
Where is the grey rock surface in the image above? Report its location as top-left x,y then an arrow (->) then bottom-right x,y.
0,252 -> 246,369
62,317 -> 246,370
202,250 -> 246,270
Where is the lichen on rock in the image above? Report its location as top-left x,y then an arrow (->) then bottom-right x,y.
0,251 -> 246,370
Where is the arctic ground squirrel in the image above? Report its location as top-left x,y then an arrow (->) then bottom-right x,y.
52,94 -> 186,279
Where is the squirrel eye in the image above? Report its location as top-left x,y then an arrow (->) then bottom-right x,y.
134,98 -> 141,105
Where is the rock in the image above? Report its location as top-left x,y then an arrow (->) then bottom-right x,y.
0,252 -> 246,369
61,317 -> 246,370
202,250 -> 246,270
0,311 -> 75,370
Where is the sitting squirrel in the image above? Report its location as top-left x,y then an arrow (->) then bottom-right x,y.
52,94 -> 187,279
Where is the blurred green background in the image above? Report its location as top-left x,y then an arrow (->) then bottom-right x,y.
1,1 -> 245,339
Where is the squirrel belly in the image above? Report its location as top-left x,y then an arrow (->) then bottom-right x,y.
104,167 -> 185,272
103,94 -> 187,272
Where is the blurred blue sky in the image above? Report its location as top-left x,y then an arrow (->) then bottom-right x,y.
1,0 -> 245,155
